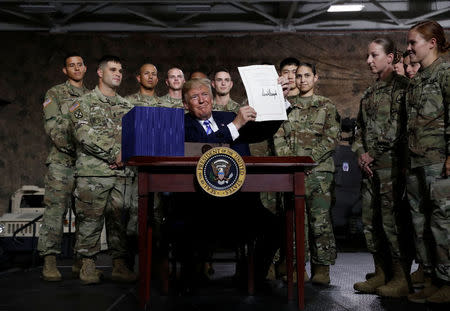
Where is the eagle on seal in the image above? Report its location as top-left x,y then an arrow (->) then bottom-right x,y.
211,159 -> 232,184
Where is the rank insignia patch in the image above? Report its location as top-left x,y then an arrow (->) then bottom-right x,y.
196,147 -> 246,197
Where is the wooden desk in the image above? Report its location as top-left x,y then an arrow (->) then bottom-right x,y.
128,156 -> 315,310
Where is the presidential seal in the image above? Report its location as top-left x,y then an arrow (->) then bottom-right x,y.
196,147 -> 246,197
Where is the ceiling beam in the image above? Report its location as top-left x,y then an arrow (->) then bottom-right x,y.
126,8 -> 170,27
404,5 -> 450,25
230,1 -> 280,26
292,0 -> 343,25
370,0 -> 403,26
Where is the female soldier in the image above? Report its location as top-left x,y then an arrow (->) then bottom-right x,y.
352,37 -> 410,297
274,62 -> 340,285
405,20 -> 449,304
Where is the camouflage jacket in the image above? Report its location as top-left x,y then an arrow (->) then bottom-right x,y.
212,97 -> 242,113
125,92 -> 159,107
69,86 -> 133,177
43,80 -> 89,167
353,72 -> 409,170
157,93 -> 183,108
406,57 -> 449,168
274,95 -> 340,172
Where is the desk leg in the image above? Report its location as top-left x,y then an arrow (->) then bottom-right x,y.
138,172 -> 152,310
286,200 -> 294,301
295,196 -> 305,310
294,172 -> 306,310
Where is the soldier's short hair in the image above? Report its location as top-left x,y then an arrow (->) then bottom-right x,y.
98,55 -> 122,70
213,67 -> 230,77
182,78 -> 213,103
63,52 -> 84,67
136,63 -> 158,76
297,62 -> 317,75
279,57 -> 300,71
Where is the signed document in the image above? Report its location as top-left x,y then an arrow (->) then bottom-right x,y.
238,65 -> 287,121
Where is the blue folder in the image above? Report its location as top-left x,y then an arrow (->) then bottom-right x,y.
122,106 -> 185,161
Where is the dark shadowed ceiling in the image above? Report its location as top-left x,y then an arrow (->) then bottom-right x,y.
0,1 -> 448,34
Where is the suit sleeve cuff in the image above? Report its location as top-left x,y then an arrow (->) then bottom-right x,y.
227,123 -> 240,141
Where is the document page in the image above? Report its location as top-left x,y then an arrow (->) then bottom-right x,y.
238,65 -> 287,121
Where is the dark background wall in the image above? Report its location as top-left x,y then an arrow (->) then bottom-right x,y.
0,30 -> 447,214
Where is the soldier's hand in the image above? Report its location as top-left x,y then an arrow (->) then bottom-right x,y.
278,76 -> 290,98
233,106 -> 257,130
358,152 -> 374,177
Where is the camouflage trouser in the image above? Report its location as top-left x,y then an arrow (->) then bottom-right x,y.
73,176 -> 128,259
37,163 -> 75,257
407,163 -> 450,281
127,172 -> 166,241
305,171 -> 336,265
361,167 -> 404,259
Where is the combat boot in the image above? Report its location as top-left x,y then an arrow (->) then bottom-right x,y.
311,264 -> 330,285
408,277 -> 438,303
72,258 -> 103,278
354,254 -> 385,294
42,255 -> 62,282
426,285 -> 450,304
79,258 -> 101,285
410,264 -> 425,287
376,260 -> 410,297
112,258 -> 138,283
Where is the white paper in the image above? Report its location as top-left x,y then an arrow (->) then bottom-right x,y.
238,65 -> 287,121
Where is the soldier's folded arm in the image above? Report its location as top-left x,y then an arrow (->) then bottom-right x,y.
273,126 -> 293,156
69,101 -> 120,164
74,125 -> 120,164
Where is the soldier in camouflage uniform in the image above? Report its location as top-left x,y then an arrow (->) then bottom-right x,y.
124,63 -> 164,271
38,53 -> 89,281
274,62 -> 340,285
69,55 -> 136,285
211,68 -> 242,113
404,21 -> 450,304
158,67 -> 185,108
352,38 -> 411,298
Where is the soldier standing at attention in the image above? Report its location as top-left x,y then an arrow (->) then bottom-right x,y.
124,63 -> 163,270
211,68 -> 242,113
125,63 -> 159,107
405,20 -> 449,304
158,67 -> 185,108
69,55 -> 136,284
352,37 -> 410,298
274,62 -> 340,285
38,53 -> 89,281
280,57 -> 301,102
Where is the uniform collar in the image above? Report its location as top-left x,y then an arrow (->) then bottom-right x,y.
65,80 -> 88,96
292,94 -> 318,108
374,71 -> 395,89
94,85 -> 120,105
417,57 -> 444,80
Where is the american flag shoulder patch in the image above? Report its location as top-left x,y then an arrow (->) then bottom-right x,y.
69,102 -> 80,112
42,98 -> 52,108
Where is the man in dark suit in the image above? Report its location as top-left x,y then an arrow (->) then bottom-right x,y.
170,78 -> 288,293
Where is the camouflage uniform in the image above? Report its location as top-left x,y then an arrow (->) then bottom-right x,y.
158,93 -> 183,108
212,97 -> 242,113
274,94 -> 340,265
353,72 -> 409,260
38,81 -> 89,257
406,58 -> 450,281
69,86 -> 133,259
124,92 -> 162,237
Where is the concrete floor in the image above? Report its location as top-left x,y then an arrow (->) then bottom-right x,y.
0,252 -> 447,311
